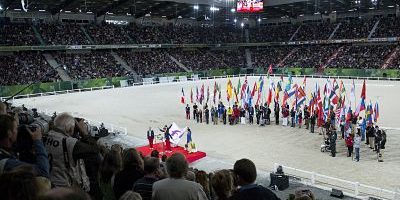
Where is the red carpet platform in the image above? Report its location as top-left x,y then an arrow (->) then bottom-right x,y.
136,143 -> 206,163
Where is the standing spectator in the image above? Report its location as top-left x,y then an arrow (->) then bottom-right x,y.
211,170 -> 234,200
274,103 -> 280,125
345,134 -> 354,157
229,158 -> 279,200
0,115 -> 49,178
133,157 -> 160,200
147,127 -> 155,149
98,149 -> 122,200
310,112 -> 316,133
354,130 -> 362,162
0,165 -> 50,200
113,148 -> 144,199
290,107 -> 296,127
44,113 -> 98,191
297,109 -> 303,128
152,153 -> 208,200
186,104 -> 190,120
196,170 -> 211,199
193,103 -> 198,120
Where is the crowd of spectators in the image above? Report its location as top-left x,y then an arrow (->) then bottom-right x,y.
251,47 -> 292,68
169,49 -> 245,71
373,17 -> 400,38
0,24 -> 39,46
293,23 -> 338,41
283,45 -> 339,68
86,24 -> 132,45
250,25 -> 299,42
118,50 -> 182,76
333,18 -> 377,39
54,51 -> 130,80
327,45 -> 395,69
0,52 -> 59,86
38,23 -> 91,45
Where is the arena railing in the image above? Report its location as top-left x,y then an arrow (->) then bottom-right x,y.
273,163 -> 398,200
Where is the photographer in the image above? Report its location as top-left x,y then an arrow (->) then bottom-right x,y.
0,114 -> 50,177
44,112 -> 99,191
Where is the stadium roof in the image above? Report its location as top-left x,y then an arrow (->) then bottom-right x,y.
0,0 -> 398,20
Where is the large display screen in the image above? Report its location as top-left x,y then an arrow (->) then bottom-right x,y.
237,0 -> 264,13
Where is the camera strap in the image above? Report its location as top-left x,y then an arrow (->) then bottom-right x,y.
62,138 -> 71,170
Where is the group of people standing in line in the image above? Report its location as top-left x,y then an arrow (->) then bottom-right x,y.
185,101 -> 387,162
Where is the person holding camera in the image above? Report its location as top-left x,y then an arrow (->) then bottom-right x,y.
43,112 -> 99,191
0,114 -> 50,178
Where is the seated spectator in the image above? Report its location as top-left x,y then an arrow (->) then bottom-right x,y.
0,165 -> 50,200
43,113 -> 99,190
229,158 -> 280,200
98,149 -> 122,200
152,153 -> 208,200
39,187 -> 91,200
0,114 -> 49,177
133,157 -> 160,200
211,170 -> 235,200
293,188 -> 315,200
113,148 -> 144,199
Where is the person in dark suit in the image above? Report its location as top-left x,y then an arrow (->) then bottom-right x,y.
147,127 -> 155,149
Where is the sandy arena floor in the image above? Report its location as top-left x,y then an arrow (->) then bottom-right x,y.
14,77 -> 400,192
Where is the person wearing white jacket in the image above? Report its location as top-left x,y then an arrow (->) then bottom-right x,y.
354,130 -> 362,162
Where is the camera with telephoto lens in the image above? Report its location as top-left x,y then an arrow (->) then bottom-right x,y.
74,118 -> 110,139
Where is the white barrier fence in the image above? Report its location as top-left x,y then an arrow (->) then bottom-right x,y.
273,163 -> 398,200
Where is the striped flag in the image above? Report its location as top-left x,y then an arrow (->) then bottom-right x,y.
181,88 -> 185,104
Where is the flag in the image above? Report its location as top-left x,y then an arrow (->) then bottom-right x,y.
302,76 -> 307,89
267,64 -> 273,78
227,79 -> 233,102
287,84 -> 298,98
234,87 -> 239,103
206,86 -> 210,103
332,79 -> 339,91
350,79 -> 356,106
285,75 -> 292,91
346,106 -> 352,123
329,90 -> 339,106
181,88 -> 185,104
196,86 -> 199,102
361,80 -> 366,99
190,88 -> 193,104
200,84 -> 205,104
256,76 -> 264,105
251,82 -> 258,97
241,77 -> 248,99
267,83 -> 273,106
213,82 -> 217,104
237,78 -> 242,98
282,91 -> 289,107
355,98 -> 365,116
374,102 -> 379,122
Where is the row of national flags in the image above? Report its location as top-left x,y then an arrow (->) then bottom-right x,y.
180,76 -> 380,125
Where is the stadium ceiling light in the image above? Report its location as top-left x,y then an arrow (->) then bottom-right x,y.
369,7 -> 375,9
230,8 -> 235,13
234,19 -> 237,23
39,9 -> 46,12
87,11 -> 93,14
388,5 -> 394,8
0,5 -> 3,11
299,14 -> 304,16
240,22 -> 244,27
258,18 -> 261,22
193,5 -> 199,10
210,6 -> 219,11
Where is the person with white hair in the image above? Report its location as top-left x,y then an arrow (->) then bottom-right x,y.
43,112 -> 99,191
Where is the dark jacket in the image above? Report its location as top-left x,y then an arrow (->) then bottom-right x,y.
229,184 -> 280,200
0,140 -> 49,177
113,166 -> 144,199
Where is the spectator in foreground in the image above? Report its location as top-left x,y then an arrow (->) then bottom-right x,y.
39,187 -> 91,200
0,114 -> 49,177
119,191 -> 142,200
196,170 -> 211,198
229,158 -> 280,200
0,102 -> 6,114
133,157 -> 160,200
211,169 -> 235,200
152,153 -> 208,200
44,113 -> 98,191
0,165 -> 50,200
98,149 -> 122,200
113,148 -> 144,199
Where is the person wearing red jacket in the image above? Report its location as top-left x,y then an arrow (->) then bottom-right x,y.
345,134 -> 354,157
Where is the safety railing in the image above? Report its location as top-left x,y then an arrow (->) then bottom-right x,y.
273,163 -> 398,200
